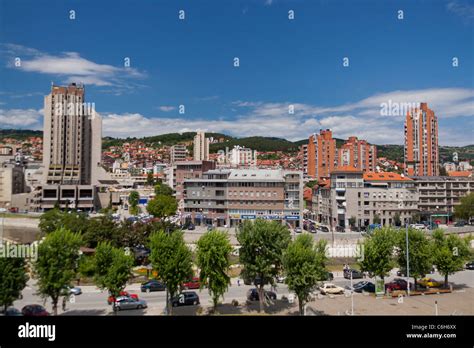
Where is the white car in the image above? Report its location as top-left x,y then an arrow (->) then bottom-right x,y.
410,224 -> 426,230
0,208 -> 7,213
319,283 -> 345,295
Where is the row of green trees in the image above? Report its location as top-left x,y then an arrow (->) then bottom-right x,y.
358,227 -> 472,288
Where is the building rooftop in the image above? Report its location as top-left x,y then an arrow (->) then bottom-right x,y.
364,172 -> 412,181
332,165 -> 363,173
447,171 -> 472,178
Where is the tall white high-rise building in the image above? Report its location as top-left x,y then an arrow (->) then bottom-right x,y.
42,83 -> 102,185
193,131 -> 209,161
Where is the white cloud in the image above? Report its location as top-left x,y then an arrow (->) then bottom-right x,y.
2,44 -> 146,89
264,0 -> 274,6
0,108 -> 42,128
447,0 -> 474,20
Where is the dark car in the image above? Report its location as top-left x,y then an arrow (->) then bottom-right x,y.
2,307 -> 22,316
141,280 -> 166,293
465,261 -> 474,270
171,291 -> 200,307
343,269 -> 363,279
21,305 -> 49,316
385,278 -> 409,292
351,281 -> 375,293
247,288 -> 277,301
455,220 -> 466,227
317,225 -> 330,233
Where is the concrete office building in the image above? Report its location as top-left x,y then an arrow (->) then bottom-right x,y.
170,144 -> 187,163
182,168 -> 303,227
0,164 -> 26,208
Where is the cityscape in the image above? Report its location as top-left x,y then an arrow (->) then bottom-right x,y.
0,0 -> 473,346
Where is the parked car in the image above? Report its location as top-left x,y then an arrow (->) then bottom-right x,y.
294,227 -> 302,233
465,261 -> 474,270
454,220 -> 466,227
418,277 -> 443,288
347,281 -> 376,293
247,288 -> 277,301
319,283 -> 345,295
171,291 -> 200,307
343,269 -> 363,279
108,291 -> 139,304
68,286 -> 82,296
2,307 -> 22,316
182,277 -> 200,290
385,278 -> 409,292
317,225 -> 330,233
141,280 -> 166,293
410,223 -> 426,230
21,305 -> 49,316
114,296 -> 147,311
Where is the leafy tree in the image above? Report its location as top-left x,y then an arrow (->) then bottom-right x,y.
373,214 -> 381,224
149,230 -> 193,315
38,208 -> 64,234
154,182 -> 173,196
283,235 -> 327,315
395,228 -> 432,289
432,230 -> 471,287
93,242 -> 134,312
358,227 -> 396,280
393,213 -> 401,227
305,180 -> 318,189
147,195 -> 178,220
0,257 -> 29,312
128,191 -> 140,209
236,219 -> 291,312
196,230 -> 233,313
146,172 -> 155,186
77,255 -> 96,282
83,215 -> 120,248
411,212 -> 421,224
454,193 -> 474,222
349,216 -> 356,227
34,228 -> 83,315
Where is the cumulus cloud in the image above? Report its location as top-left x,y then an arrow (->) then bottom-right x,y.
1,44 -> 146,90
0,108 -> 42,128
158,106 -> 176,112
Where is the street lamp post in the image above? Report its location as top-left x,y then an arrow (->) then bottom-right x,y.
350,270 -> 354,315
406,220 -> 410,297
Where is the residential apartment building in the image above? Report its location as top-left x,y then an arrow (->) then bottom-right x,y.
307,129 -> 337,180
313,168 -> 418,230
338,136 -> 377,172
228,145 -> 256,167
404,103 -> 439,176
170,144 -> 187,163
193,131 -> 209,161
411,176 -> 474,222
173,160 -> 216,201
182,169 -> 303,227
300,144 -> 308,175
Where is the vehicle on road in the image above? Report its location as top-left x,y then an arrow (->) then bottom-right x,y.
317,225 -> 330,233
385,278 -> 410,292
171,291 -> 200,307
418,277 -> 443,288
454,220 -> 466,227
247,288 -> 277,301
68,286 -> 82,295
141,280 -> 166,293
1,307 -> 22,316
182,277 -> 201,290
343,269 -> 364,279
319,283 -> 345,295
108,291 -> 139,304
21,305 -> 49,316
410,223 -> 426,230
114,296 -> 147,311
347,281 -> 375,293
465,261 -> 474,270
294,227 -> 302,233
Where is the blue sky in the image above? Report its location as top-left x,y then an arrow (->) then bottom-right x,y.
0,0 -> 473,145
